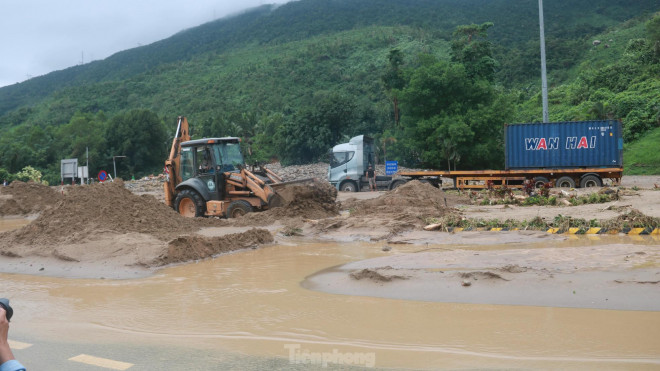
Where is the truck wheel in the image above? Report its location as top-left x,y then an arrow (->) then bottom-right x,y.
175,189 -> 206,217
227,200 -> 253,218
389,179 -> 407,190
339,181 -> 358,192
555,176 -> 576,188
580,175 -> 602,188
533,176 -> 549,188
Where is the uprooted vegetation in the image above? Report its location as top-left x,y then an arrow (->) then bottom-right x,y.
467,187 -> 620,207
427,209 -> 659,233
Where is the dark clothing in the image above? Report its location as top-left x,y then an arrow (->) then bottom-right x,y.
366,169 -> 374,178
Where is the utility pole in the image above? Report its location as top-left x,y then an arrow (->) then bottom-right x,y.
538,0 -> 549,123
113,155 -> 126,181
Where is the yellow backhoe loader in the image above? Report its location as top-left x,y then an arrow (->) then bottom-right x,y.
164,116 -> 308,218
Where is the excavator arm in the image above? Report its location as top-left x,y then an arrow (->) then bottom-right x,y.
164,116 -> 190,207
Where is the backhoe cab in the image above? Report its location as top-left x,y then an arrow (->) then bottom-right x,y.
164,116 -> 286,218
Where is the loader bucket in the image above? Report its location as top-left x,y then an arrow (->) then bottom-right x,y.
268,178 -> 336,209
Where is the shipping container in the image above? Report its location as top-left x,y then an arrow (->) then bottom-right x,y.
504,120 -> 623,170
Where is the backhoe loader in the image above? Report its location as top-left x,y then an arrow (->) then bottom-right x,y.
164,116 -> 308,218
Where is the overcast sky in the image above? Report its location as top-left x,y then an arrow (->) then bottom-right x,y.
0,0 -> 292,88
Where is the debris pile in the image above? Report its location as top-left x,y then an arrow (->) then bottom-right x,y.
0,181 -> 61,216
154,228 -> 273,266
233,179 -> 339,225
1,180 -> 215,247
349,180 -> 455,220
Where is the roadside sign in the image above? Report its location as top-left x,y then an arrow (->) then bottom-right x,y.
385,161 -> 398,175
98,170 -> 108,182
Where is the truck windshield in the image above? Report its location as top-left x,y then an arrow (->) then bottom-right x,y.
212,142 -> 244,172
330,151 -> 354,168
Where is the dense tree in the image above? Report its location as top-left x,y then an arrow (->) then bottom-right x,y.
104,109 -> 168,178
451,22 -> 496,81
276,94 -> 357,165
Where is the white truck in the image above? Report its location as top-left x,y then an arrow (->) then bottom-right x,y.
328,135 -> 398,192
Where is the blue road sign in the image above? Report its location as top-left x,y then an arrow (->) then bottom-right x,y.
98,170 -> 108,182
385,161 -> 398,175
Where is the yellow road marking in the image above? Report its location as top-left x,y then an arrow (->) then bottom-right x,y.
628,228 -> 646,235
568,227 -> 581,234
585,227 -> 601,234
8,340 -> 32,350
69,354 -> 133,370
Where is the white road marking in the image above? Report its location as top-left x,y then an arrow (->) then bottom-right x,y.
69,354 -> 133,370
7,340 -> 32,349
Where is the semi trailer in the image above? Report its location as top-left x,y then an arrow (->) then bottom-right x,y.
329,120 -> 623,191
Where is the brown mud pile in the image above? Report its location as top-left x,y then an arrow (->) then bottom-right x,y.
350,267 -> 408,282
0,180 -> 216,247
344,181 -> 460,229
154,228 -> 273,266
0,181 -> 62,216
232,179 -> 339,226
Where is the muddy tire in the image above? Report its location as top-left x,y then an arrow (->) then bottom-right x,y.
580,174 -> 602,188
227,200 -> 253,218
533,176 -> 550,188
175,189 -> 206,218
555,176 -> 576,188
339,181 -> 358,192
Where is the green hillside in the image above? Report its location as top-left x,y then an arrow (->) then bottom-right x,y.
0,0 -> 658,183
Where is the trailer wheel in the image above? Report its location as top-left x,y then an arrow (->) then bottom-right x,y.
555,176 -> 576,188
227,200 -> 253,218
175,189 -> 206,218
580,175 -> 602,188
389,179 -> 407,190
533,176 -> 550,188
339,181 -> 358,192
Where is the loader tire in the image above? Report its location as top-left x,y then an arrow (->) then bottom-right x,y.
175,189 -> 206,218
227,200 -> 253,218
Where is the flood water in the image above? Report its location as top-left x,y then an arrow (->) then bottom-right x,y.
2,236 -> 660,369
0,218 -> 31,232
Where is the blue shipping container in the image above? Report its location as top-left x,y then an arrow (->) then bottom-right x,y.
505,120 -> 623,169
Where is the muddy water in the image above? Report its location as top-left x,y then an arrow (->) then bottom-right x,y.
3,237 -> 660,369
0,218 -> 31,232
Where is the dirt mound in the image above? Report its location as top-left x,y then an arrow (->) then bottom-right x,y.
0,180 -> 216,247
347,181 -> 458,227
0,181 -> 61,216
232,179 -> 339,226
153,228 -> 273,266
460,271 -> 509,281
350,267 -> 408,282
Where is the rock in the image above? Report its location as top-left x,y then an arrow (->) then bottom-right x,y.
423,223 -> 442,231
462,280 -> 472,287
382,245 -> 392,252
593,40 -> 601,46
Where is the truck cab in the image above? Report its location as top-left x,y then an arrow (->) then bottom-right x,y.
328,135 -> 390,192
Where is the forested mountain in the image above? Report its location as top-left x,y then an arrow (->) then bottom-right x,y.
0,0 -> 658,183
